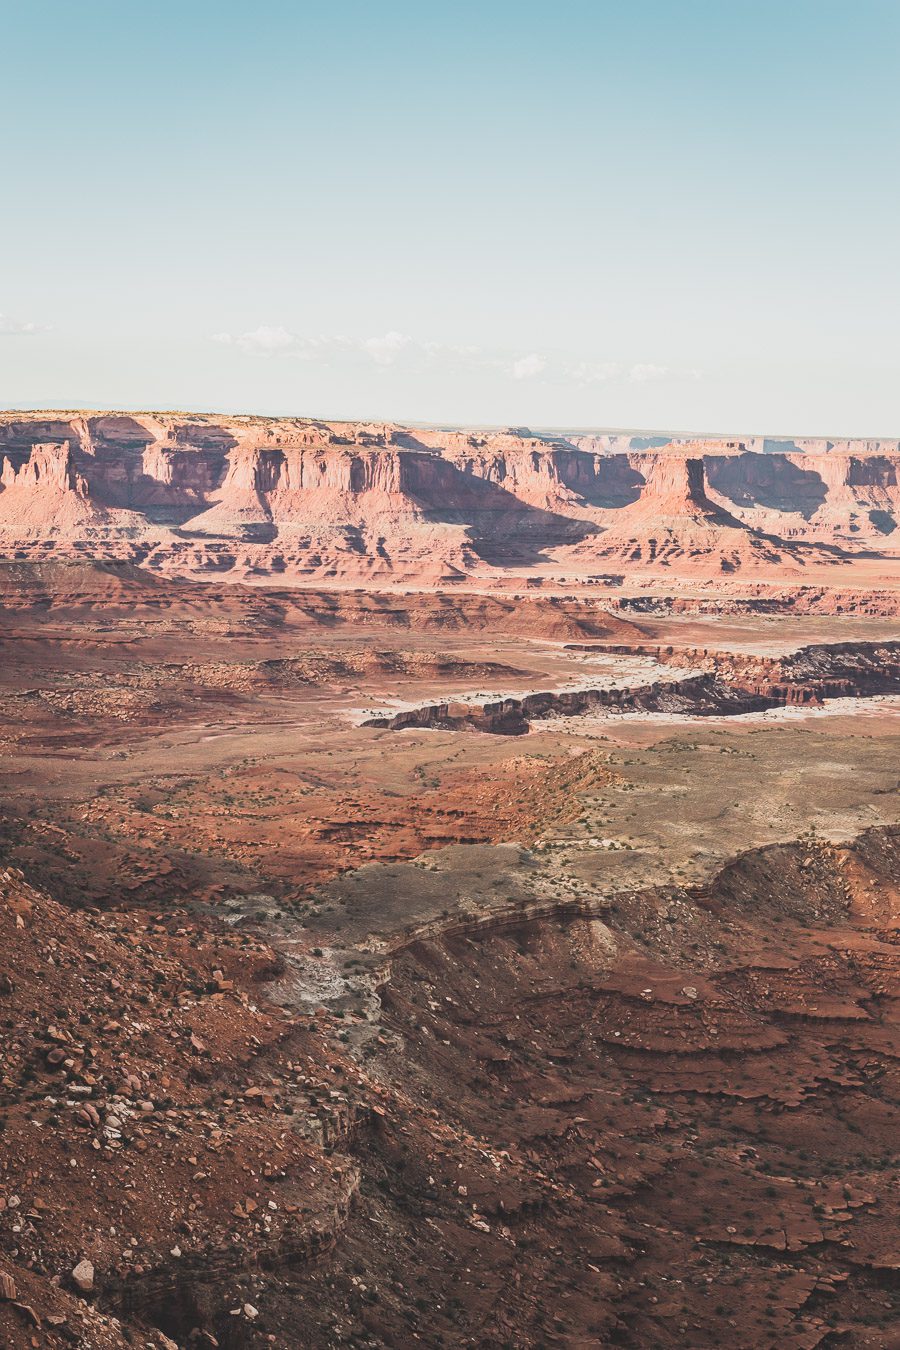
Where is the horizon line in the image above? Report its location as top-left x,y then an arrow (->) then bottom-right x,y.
1,404 -> 898,445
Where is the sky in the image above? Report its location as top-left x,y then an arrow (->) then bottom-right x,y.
1,0 -> 898,435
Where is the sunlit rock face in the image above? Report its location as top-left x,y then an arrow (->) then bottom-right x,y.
1,412 -> 899,579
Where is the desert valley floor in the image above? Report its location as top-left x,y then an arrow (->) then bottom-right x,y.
1,415 -> 899,1349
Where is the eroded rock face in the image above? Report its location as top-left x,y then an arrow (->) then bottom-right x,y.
364,640 -> 900,734
1,413 -> 899,580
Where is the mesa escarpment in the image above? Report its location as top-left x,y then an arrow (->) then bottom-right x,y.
1,413 -> 899,585
363,639 -> 900,735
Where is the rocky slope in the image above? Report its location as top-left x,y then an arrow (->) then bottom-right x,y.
0,559 -> 644,644
3,821 -> 899,1349
0,865 -> 363,1350
1,414 -> 898,582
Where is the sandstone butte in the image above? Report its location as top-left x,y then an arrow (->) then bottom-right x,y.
0,412 -> 899,586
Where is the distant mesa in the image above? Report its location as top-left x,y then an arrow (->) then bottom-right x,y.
0,411 -> 898,582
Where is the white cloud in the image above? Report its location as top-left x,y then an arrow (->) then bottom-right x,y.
569,361 -> 624,385
511,353 -> 546,381
238,325 -> 302,354
212,326 -> 416,365
361,330 -> 412,366
209,328 -> 701,388
422,341 -> 484,359
212,326 -> 331,358
0,313 -> 47,336
628,363 -> 670,383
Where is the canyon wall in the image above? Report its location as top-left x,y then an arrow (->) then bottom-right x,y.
1,412 -> 899,581
364,640 -> 900,734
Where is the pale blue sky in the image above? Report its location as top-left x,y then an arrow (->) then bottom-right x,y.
2,0 -> 898,434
